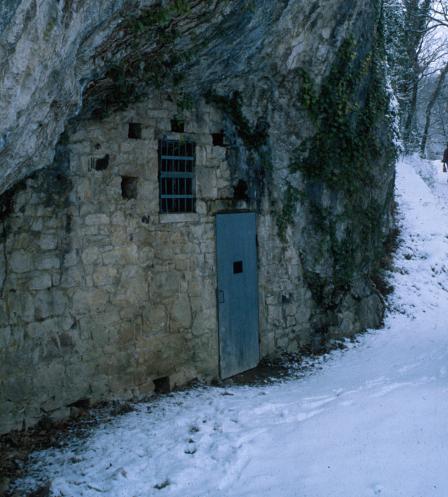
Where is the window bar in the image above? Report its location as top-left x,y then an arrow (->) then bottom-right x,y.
159,139 -> 195,214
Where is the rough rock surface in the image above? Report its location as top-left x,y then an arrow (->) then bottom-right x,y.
0,0 -> 396,433
1,0 -> 379,194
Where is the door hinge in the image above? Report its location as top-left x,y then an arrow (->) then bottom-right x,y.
216,289 -> 225,303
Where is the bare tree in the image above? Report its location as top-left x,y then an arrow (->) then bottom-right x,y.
420,62 -> 448,154
428,0 -> 448,27
433,97 -> 448,142
401,0 -> 433,150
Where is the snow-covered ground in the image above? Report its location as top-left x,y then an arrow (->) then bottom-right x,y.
15,157 -> 448,497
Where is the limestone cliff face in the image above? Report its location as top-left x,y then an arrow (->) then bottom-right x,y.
0,0 -> 396,432
1,0 -> 381,194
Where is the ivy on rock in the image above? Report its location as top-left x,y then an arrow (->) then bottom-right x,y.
279,26 -> 396,303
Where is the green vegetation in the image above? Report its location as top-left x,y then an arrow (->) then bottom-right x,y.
291,37 -> 391,193
278,26 -> 396,294
127,0 -> 191,33
276,184 -> 300,243
90,1 -> 195,118
205,91 -> 269,149
43,13 -> 58,40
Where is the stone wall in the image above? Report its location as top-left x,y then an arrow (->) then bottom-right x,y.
0,94 -> 315,433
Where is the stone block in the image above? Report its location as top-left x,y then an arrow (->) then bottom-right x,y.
83,235 -> 113,248
26,319 -> 60,343
111,211 -> 126,225
142,305 -> 167,336
80,224 -> 99,235
35,254 -> 60,270
217,174 -> 231,190
69,141 -> 92,155
31,218 -> 44,231
200,240 -> 214,254
85,213 -> 110,225
31,360 -> 66,397
39,234 -> 58,250
81,246 -> 101,265
151,271 -> 181,298
174,258 -> 190,271
170,294 -> 192,329
137,181 -> 158,204
60,267 -> 83,288
77,177 -> 94,200
7,292 -> 35,324
30,273 -> 52,290
196,145 -> 207,166
159,213 -> 200,224
212,146 -> 226,161
102,245 -> 138,265
1,376 -> 35,403
197,168 -> 217,199
93,266 -> 118,287
45,217 -> 63,229
62,250 -> 79,268
115,265 -> 148,304
33,291 -> 53,321
138,246 -> 155,266
116,323 -> 138,345
0,326 -> 12,348
188,279 -> 206,298
286,316 -> 297,327
10,250 -> 33,273
60,314 -> 76,331
109,227 -> 128,245
34,289 -> 68,320
73,288 -> 109,314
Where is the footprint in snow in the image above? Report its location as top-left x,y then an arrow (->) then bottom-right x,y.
154,479 -> 171,490
370,483 -> 385,495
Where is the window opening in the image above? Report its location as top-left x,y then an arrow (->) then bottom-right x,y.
159,139 -> 195,213
93,154 -> 109,171
128,123 -> 142,139
212,131 -> 225,147
121,176 -> 138,200
170,118 -> 185,133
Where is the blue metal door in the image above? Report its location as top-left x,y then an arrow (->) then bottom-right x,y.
216,212 -> 260,378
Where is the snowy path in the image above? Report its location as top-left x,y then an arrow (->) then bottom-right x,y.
17,158 -> 448,497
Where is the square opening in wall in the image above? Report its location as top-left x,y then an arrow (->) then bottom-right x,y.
233,179 -> 248,201
94,154 -> 109,171
153,376 -> 170,394
128,123 -> 142,139
212,132 -> 225,147
121,176 -> 138,200
171,118 -> 185,133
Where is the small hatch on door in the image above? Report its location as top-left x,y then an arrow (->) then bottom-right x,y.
233,261 -> 243,274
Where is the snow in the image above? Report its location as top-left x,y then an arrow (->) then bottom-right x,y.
15,157 -> 448,497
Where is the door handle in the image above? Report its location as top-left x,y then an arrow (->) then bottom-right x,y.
217,289 -> 225,303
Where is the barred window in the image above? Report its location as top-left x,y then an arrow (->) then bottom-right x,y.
159,139 -> 195,213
